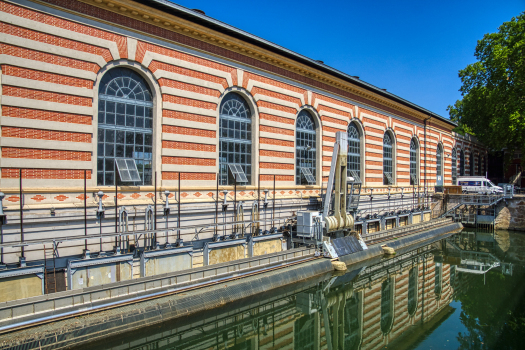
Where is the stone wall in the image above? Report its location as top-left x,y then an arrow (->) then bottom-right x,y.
495,195 -> 525,231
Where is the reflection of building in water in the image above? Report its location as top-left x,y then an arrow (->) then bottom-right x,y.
98,244 -> 461,350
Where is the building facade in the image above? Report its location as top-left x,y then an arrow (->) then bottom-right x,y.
0,0 -> 488,266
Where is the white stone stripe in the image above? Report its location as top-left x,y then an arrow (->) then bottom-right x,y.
0,137 -> 92,151
161,133 -> 216,145
161,148 -> 216,159
259,156 -> 294,164
260,131 -> 294,142
160,86 -> 219,104
0,55 -> 96,80
162,164 -> 217,172
1,116 -> 93,133
322,120 -> 348,130
142,51 -> 233,87
162,101 -> 217,117
319,110 -> 350,123
253,93 -> 299,111
361,112 -> 388,123
154,70 -> 225,93
260,118 -> 294,131
246,79 -> 305,105
259,143 -> 294,152
0,158 -> 91,169
0,33 -> 106,67
162,117 -> 216,131
1,95 -> 93,115
1,75 -> 93,97
0,11 -> 120,60
258,106 -> 296,119
259,168 -> 293,175
314,99 -> 353,117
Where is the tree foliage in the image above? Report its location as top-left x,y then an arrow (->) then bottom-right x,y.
448,12 -> 525,164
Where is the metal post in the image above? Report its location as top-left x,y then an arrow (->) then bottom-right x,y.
19,169 -> 24,258
84,170 -> 87,250
272,175 -> 276,228
115,179 -> 118,248
154,171 -> 157,231
178,173 -> 181,243
215,174 -> 219,237
234,176 -> 237,235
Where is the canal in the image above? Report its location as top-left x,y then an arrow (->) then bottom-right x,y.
37,230 -> 525,349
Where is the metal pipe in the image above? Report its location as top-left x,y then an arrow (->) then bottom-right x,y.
215,174 -> 218,237
84,170 -> 87,250
178,173 -> 181,242
272,175 -> 276,228
115,178 -> 118,249
154,171 -> 157,244
234,176 -> 237,235
19,168 -> 24,258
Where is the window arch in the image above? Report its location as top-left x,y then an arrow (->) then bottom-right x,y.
410,138 -> 418,185
459,150 -> 465,176
452,147 -> 457,185
97,67 -> 153,186
347,122 -> 361,181
296,110 -> 317,185
383,132 -> 394,185
219,93 -> 252,185
436,144 -> 443,178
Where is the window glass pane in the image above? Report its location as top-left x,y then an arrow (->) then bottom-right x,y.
296,110 -> 317,185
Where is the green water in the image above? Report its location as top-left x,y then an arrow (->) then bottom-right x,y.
84,230 -> 525,350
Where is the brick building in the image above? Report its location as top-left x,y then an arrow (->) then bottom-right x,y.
0,0 -> 487,265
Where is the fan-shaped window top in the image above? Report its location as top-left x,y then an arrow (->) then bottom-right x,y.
99,68 -> 152,103
410,139 -> 418,185
296,110 -> 317,185
220,93 -> 251,119
348,123 -> 361,180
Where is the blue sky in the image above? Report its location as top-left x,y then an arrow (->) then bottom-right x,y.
169,0 -> 524,118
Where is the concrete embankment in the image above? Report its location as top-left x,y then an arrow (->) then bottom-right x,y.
0,220 -> 462,350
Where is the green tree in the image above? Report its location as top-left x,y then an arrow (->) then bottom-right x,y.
448,12 -> 525,165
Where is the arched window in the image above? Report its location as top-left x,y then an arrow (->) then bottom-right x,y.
410,138 -> 418,185
344,292 -> 362,350
381,278 -> 394,334
452,147 -> 457,185
347,123 -> 361,181
435,262 -> 443,298
219,93 -> 252,185
97,67 -> 153,186
408,267 -> 418,316
296,110 -> 317,185
383,133 -> 394,185
459,150 -> 465,176
469,152 -> 474,176
436,144 -> 443,178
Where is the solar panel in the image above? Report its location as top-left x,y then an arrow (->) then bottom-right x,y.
349,170 -> 362,183
115,158 -> 141,182
228,164 -> 248,183
300,167 -> 315,184
385,172 -> 394,185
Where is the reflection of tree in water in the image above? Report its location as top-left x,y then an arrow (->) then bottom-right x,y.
456,269 -> 525,349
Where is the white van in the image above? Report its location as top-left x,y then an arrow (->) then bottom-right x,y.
457,176 -> 503,194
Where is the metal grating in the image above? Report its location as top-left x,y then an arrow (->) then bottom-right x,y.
115,158 -> 141,182
228,164 -> 248,183
300,167 -> 315,184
